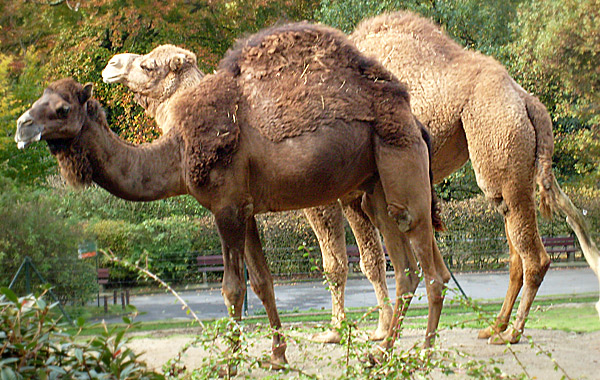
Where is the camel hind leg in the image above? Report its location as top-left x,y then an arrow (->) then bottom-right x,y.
341,195 -> 393,341
490,191 -> 550,344
373,138 -> 448,347
478,223 -> 523,339
361,185 -> 420,344
303,203 -> 348,344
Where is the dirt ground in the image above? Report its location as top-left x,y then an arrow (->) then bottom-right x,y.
127,323 -> 600,379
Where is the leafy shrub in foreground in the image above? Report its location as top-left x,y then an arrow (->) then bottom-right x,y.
0,287 -> 162,379
0,177 -> 98,305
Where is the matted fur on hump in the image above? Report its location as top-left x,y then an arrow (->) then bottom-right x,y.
219,22 -> 415,145
174,72 -> 241,187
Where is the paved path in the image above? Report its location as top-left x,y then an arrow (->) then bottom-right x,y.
99,267 -> 598,323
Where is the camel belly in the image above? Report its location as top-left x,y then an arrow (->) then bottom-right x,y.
246,122 -> 376,212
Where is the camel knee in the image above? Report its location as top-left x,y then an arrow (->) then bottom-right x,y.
426,276 -> 446,305
524,260 -> 550,288
387,204 -> 413,232
222,278 -> 246,313
396,269 -> 420,295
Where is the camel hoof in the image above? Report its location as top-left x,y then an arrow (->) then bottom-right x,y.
488,327 -> 521,345
477,326 -> 493,339
368,328 -> 388,342
311,329 -> 342,344
260,355 -> 288,371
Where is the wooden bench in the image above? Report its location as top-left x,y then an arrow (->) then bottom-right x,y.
347,245 -> 390,271
97,268 -> 110,285
542,235 -> 579,262
197,255 -> 225,283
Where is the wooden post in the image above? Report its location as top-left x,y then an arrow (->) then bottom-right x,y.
121,291 -> 125,310
113,290 -> 117,304
103,295 -> 108,313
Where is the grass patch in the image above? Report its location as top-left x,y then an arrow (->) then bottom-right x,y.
70,294 -> 600,338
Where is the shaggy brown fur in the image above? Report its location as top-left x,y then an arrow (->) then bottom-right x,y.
175,71 -> 241,187
221,22 -> 416,146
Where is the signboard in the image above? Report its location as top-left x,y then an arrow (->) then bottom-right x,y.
78,241 -> 97,259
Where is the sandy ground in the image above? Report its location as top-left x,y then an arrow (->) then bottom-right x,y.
126,323 -> 600,379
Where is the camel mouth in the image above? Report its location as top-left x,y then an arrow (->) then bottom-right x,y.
16,131 -> 42,150
15,111 -> 43,149
101,74 -> 125,84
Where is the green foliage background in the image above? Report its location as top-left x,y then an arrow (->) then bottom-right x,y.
0,0 -> 598,294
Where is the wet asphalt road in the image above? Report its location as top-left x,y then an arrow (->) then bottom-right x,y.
98,267 -> 598,323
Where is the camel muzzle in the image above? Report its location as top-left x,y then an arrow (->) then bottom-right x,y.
15,111 -> 43,150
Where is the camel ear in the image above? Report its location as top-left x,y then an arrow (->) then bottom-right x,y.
169,53 -> 190,72
80,83 -> 94,104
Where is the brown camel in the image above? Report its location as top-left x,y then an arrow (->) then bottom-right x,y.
102,45 -> 400,343
15,22 -> 448,366
349,11 -> 600,342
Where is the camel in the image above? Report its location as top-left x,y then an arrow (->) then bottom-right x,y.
102,45 -> 401,343
347,11 -> 600,342
15,22 -> 448,366
103,10 -> 600,347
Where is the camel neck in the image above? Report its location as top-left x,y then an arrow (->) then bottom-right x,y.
137,68 -> 204,126
53,111 -> 187,202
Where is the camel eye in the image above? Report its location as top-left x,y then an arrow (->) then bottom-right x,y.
56,105 -> 71,119
140,59 -> 157,72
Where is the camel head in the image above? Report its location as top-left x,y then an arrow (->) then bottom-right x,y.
102,44 -> 203,103
101,53 -> 140,84
15,78 -> 93,149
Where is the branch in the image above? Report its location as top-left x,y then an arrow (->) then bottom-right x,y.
37,0 -> 80,11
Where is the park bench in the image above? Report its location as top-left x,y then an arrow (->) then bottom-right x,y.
347,245 -> 390,272
197,255 -> 226,283
97,268 -> 110,285
542,235 -> 580,262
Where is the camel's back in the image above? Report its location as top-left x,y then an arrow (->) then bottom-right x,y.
350,12 -> 516,147
219,22 -> 419,147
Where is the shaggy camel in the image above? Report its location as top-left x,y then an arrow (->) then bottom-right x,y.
102,45 -> 402,343
15,22 -> 448,366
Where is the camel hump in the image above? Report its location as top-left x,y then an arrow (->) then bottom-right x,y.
352,11 -> 465,60
521,91 -> 556,218
220,21 -> 394,83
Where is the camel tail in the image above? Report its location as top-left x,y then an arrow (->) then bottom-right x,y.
525,93 -> 600,318
418,120 -> 444,232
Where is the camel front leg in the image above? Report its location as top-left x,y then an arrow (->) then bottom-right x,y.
244,216 -> 287,366
214,208 -> 247,321
213,206 -> 248,376
303,203 -> 348,344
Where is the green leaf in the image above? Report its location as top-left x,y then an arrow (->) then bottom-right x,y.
0,288 -> 18,304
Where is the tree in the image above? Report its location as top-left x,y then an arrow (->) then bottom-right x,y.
507,0 -> 600,185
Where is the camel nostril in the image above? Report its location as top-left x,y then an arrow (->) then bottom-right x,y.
17,113 -> 33,128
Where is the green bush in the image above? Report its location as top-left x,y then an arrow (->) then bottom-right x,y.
0,287 -> 161,379
0,178 -> 97,304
